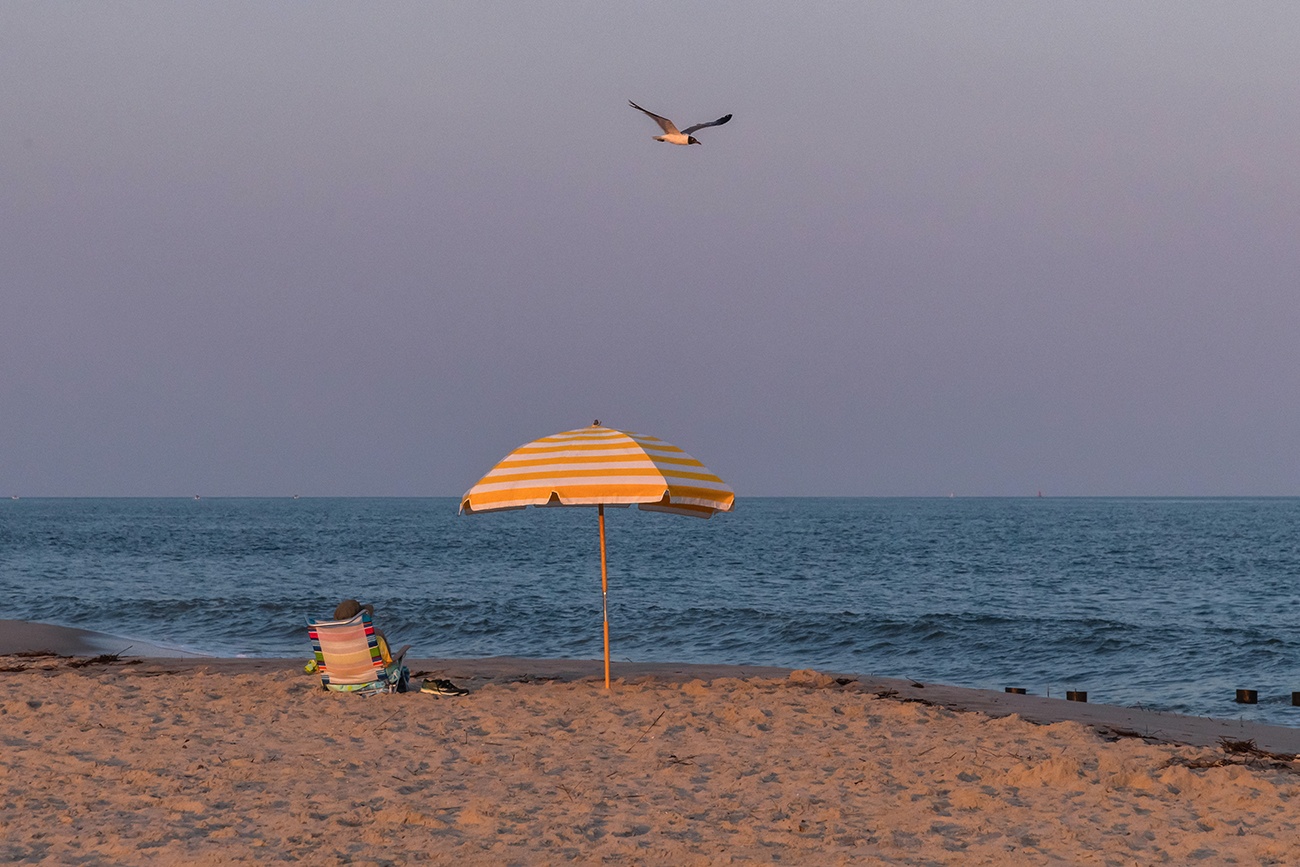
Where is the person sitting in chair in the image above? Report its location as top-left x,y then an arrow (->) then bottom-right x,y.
333,598 -> 395,665
327,598 -> 466,696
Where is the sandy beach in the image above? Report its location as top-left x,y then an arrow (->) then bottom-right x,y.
3,622 -> 1300,864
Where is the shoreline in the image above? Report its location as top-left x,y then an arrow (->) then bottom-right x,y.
0,619 -> 212,659
6,618 -> 1300,755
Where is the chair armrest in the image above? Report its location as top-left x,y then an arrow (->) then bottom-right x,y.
390,644 -> 411,666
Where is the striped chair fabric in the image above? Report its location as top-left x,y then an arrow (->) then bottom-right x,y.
307,611 -> 406,694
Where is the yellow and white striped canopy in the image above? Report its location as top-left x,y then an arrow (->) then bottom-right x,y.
460,425 -> 734,518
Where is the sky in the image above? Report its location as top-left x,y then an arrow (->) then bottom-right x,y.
3,3 -> 1298,497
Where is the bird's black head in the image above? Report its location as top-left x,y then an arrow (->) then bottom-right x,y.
688,136 -> 701,145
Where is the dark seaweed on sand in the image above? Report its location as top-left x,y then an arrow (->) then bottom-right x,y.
66,648 -> 134,668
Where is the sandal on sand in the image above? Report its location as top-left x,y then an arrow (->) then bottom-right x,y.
420,678 -> 469,696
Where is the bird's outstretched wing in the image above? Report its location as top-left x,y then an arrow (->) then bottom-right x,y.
629,101 -> 681,135
681,114 -> 732,135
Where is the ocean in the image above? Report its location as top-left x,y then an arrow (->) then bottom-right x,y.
2,496 -> 1298,726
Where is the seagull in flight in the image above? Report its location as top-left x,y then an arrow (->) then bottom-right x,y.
629,100 -> 732,145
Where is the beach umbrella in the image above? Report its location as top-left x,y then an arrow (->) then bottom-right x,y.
460,422 -> 735,688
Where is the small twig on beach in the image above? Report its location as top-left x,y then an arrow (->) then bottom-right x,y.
625,710 -> 666,753
1100,727 -> 1150,742
1165,739 -> 1299,773
67,648 -> 132,668
350,707 -> 405,739
513,674 -> 561,684
1218,737 -> 1297,763
374,708 -> 404,733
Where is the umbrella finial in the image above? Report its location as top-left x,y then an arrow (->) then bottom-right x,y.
592,419 -> 600,426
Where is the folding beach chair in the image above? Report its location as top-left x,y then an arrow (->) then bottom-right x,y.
307,611 -> 410,694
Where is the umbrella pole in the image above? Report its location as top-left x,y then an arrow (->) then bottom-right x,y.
599,504 -> 610,689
